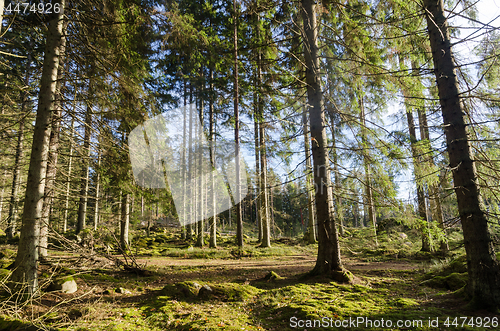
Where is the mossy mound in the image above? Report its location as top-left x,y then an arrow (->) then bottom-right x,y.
421,272 -> 467,291
159,281 -> 261,302
0,315 -> 58,331
263,271 -> 283,281
160,281 -> 202,299
213,283 -> 261,301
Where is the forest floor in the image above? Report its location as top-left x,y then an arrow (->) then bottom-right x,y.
1,227 -> 499,330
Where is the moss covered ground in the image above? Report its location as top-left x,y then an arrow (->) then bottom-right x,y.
0,227 -> 499,330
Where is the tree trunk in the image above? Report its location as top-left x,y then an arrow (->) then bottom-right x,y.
0,169 -> 7,228
302,107 -> 316,244
94,146 -> 101,231
253,77 -> 262,243
7,114 -> 26,239
7,38 -> 34,239
196,93 -> 204,247
40,32 -> 66,258
424,0 -> 500,308
234,0 -> 243,248
417,108 -> 448,253
186,90 -> 194,240
328,111 -> 344,237
360,97 -> 378,246
76,77 -> 93,234
399,62 -> 432,252
301,0 -> 344,278
0,0 -> 4,35
258,49 -> 270,248
120,193 -> 130,250
63,116 -> 75,233
39,104 -> 62,258
11,1 -> 65,296
209,68 -> 217,248
180,80 -> 187,240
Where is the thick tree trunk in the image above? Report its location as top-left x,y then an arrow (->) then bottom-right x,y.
234,0 -> 243,248
360,97 -> 378,246
424,0 -> 500,308
11,1 -> 64,296
39,106 -> 62,258
302,108 -> 316,244
40,33 -> 66,257
301,0 -> 344,278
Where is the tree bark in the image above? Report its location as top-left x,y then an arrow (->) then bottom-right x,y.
328,111 -> 344,237
39,32 -> 66,257
360,97 -> 378,246
253,77 -> 262,243
11,1 -> 65,296
39,104 -> 62,258
7,113 -> 26,239
424,0 -> 500,308
258,48 -> 270,248
399,62 -> 432,252
120,193 -> 130,250
234,0 -> 243,248
180,79 -> 188,240
196,93 -> 204,247
417,108 -> 448,253
76,77 -> 93,234
302,107 -> 316,244
186,89 -> 194,240
209,68 -> 217,248
0,0 -> 4,35
301,0 -> 344,277
94,146 -> 101,231
63,116 -> 75,233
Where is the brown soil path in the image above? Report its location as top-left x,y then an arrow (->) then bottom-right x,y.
136,255 -> 419,273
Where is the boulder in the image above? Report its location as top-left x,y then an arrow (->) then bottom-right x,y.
198,284 -> 213,298
48,277 -> 77,294
115,287 -> 131,294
